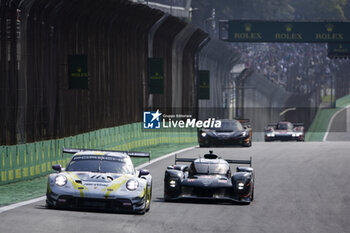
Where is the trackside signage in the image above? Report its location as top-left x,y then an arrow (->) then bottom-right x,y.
219,20 -> 350,43
148,58 -> 164,94
143,110 -> 221,129
198,70 -> 210,100
68,55 -> 88,89
328,43 -> 350,58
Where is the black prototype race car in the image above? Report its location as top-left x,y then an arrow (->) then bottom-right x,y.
164,151 -> 254,204
198,119 -> 252,147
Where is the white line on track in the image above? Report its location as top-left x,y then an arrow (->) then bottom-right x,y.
0,145 -> 197,214
135,146 -> 196,170
0,196 -> 46,214
323,105 -> 350,142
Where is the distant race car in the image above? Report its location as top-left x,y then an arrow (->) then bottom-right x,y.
46,148 -> 152,214
264,121 -> 304,141
164,150 -> 254,204
198,119 -> 252,147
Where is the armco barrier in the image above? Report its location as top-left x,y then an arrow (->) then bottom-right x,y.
0,123 -> 197,185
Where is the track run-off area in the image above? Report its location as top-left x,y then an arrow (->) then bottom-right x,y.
0,141 -> 349,233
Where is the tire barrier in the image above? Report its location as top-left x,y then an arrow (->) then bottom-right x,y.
0,122 -> 197,185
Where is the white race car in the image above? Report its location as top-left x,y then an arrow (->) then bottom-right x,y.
46,148 -> 152,214
264,121 -> 304,141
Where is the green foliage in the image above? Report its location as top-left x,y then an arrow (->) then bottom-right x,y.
291,0 -> 347,20
251,0 -> 295,20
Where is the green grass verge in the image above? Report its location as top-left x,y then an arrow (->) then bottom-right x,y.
305,94 -> 350,141
0,142 -> 196,207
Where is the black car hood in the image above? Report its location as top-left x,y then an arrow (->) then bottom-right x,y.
182,175 -> 232,187
206,130 -> 243,138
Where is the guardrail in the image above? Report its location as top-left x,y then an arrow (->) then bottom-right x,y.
0,123 -> 197,185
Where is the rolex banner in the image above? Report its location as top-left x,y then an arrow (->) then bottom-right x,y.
149,58 -> 164,94
68,55 -> 88,89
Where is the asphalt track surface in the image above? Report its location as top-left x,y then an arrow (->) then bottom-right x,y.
1,141 -> 350,233
325,106 -> 350,141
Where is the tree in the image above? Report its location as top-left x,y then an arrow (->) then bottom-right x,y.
290,0 -> 347,20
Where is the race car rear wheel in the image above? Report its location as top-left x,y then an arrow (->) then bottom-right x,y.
250,187 -> 254,201
242,137 -> 252,147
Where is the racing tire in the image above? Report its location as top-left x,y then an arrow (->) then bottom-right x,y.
250,187 -> 254,202
242,137 -> 252,147
139,186 -> 152,215
146,185 -> 152,212
45,198 -> 55,209
46,203 -> 54,209
199,140 -> 210,147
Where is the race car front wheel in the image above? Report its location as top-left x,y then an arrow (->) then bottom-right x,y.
146,185 -> 152,212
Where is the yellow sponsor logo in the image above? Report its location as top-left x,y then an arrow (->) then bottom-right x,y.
326,24 -> 334,32
8,170 -> 14,180
1,171 -> 7,182
315,33 -> 343,40
23,168 -> 29,177
234,32 -> 262,40
30,166 -> 35,176
66,172 -> 88,197
15,169 -> 21,179
244,23 -> 252,32
35,165 -> 40,175
103,175 -> 130,198
41,163 -> 46,173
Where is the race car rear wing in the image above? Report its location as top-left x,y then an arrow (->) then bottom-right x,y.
226,157 -> 252,167
292,123 -> 304,127
175,154 -> 196,164
63,148 -> 151,162
237,118 -> 251,128
175,153 -> 252,167
267,123 -> 277,127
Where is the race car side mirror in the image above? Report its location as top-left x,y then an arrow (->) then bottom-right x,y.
139,169 -> 150,177
52,164 -> 62,172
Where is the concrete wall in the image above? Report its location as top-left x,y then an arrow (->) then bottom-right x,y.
198,39 -> 240,120
242,72 -> 292,141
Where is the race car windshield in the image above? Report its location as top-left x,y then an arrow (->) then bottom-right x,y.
194,163 -> 229,175
66,155 -> 134,174
211,121 -> 243,132
277,124 -> 288,130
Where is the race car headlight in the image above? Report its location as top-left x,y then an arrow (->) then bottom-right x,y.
201,132 -> 207,137
238,182 -> 244,190
169,180 -> 176,188
126,179 -> 139,191
55,175 -> 67,186
242,131 -> 247,137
